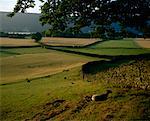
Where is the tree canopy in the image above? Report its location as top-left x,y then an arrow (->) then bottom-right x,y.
31,32 -> 42,42
10,0 -> 150,37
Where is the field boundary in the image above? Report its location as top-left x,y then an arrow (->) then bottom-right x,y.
41,43 -> 150,59
82,53 -> 150,75
0,45 -> 41,48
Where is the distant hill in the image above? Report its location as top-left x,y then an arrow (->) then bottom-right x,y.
0,12 -> 49,32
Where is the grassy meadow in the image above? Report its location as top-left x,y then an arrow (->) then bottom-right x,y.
0,37 -> 150,121
42,37 -> 100,46
56,38 -> 150,55
0,47 -> 54,57
0,37 -> 39,46
0,47 -> 99,84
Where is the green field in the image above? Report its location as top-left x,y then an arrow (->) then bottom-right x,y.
1,60 -> 150,121
0,47 -> 99,84
56,38 -> 150,55
0,38 -> 150,121
0,47 -> 52,57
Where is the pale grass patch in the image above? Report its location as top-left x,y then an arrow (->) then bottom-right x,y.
0,37 -> 38,46
42,37 -> 100,46
0,52 -> 95,84
135,38 -> 150,48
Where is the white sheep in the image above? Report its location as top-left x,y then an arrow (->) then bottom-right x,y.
92,90 -> 112,101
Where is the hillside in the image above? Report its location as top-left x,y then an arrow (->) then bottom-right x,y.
1,56 -> 150,121
0,12 -> 49,32
0,38 -> 150,121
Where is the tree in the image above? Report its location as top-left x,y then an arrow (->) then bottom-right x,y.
9,0 -> 150,38
31,32 -> 42,42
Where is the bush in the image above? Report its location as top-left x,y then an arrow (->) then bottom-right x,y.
32,32 -> 42,42
0,32 -> 8,37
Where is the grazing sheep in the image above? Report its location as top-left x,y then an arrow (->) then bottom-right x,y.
92,90 -> 112,101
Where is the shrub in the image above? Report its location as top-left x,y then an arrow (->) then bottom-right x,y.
32,32 -> 42,42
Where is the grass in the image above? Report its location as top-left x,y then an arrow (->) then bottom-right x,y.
42,37 -> 100,46
89,38 -> 139,48
57,38 -> 150,55
0,37 -> 38,46
0,47 -> 56,57
0,48 -> 100,84
0,37 -> 100,47
0,67 -> 100,121
135,38 -> 150,48
1,61 -> 150,121
0,38 -> 150,121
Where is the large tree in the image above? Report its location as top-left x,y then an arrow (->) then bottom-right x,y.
9,0 -> 150,37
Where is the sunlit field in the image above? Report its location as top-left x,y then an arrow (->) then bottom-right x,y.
0,47 -> 99,84
0,37 -> 39,46
135,38 -> 150,48
0,37 -> 150,121
42,37 -> 100,46
1,57 -> 150,121
55,38 -> 150,55
0,37 -> 100,47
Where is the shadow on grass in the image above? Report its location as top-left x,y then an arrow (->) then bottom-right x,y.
0,50 -> 20,55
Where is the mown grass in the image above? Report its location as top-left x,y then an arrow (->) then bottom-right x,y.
0,37 -> 38,46
57,38 -> 150,55
0,47 -> 55,57
0,48 -> 99,84
42,37 -> 100,46
135,38 -> 150,48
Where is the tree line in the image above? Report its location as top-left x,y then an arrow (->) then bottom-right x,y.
9,0 -> 150,38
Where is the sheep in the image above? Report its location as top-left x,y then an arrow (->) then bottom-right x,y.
91,90 -> 112,101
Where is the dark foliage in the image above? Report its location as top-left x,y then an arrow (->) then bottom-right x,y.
31,32 -> 42,42
10,0 -> 150,37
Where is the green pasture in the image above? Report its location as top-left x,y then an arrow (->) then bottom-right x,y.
0,47 -> 53,57
0,47 -> 100,84
1,63 -> 149,121
57,38 -> 150,55
0,38 -> 150,121
1,67 -> 96,121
